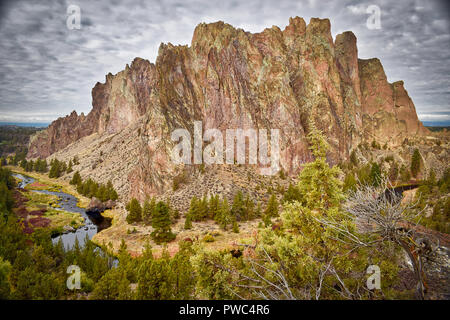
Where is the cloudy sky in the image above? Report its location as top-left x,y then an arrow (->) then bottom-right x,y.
0,0 -> 449,125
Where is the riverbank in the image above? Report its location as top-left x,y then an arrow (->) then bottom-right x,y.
11,172 -> 85,236
7,165 -> 90,208
10,168 -> 111,248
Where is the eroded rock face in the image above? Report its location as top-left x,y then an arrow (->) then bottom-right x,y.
28,58 -> 156,158
28,17 -> 429,200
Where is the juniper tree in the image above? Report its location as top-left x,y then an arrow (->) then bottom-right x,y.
151,201 -> 175,244
216,198 -> 231,230
282,183 -> 302,204
106,180 -> 118,201
184,213 -> 192,230
67,160 -> 73,173
264,194 -> 279,218
126,198 -> 142,224
142,197 -> 156,225
411,148 -> 421,178
231,191 -> 245,221
194,123 -> 382,300
369,162 -> 382,187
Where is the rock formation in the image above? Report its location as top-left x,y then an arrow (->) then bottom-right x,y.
28,17 -> 430,202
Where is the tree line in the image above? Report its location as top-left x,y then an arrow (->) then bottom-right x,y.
70,171 -> 118,202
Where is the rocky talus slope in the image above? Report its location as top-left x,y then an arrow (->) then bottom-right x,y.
29,17 -> 433,204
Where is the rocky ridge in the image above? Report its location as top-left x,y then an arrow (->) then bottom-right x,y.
29,17 -> 433,204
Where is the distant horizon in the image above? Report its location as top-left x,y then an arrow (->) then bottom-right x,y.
1,120 -> 449,128
0,122 -> 49,128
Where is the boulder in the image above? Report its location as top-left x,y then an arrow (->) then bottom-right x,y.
86,197 -> 105,214
104,199 -> 116,209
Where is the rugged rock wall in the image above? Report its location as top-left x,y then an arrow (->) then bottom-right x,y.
29,17 -> 428,200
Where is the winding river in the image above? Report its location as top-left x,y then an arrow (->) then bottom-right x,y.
13,173 -> 111,250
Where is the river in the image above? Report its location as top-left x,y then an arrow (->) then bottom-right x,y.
13,172 -> 111,250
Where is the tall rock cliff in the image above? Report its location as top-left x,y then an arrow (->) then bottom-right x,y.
28,17 -> 428,201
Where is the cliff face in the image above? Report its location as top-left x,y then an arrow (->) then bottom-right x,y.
28,58 -> 156,158
28,17 -> 428,200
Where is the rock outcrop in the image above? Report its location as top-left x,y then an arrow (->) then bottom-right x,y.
28,17 -> 430,202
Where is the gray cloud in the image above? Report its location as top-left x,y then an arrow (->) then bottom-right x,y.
0,0 -> 449,123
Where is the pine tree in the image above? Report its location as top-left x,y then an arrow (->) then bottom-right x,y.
188,196 -> 202,221
216,198 -> 231,230
70,171 -> 82,186
20,159 -> 27,170
262,212 -> 271,227
67,160 -> 73,173
343,173 -> 357,192
137,255 -> 173,299
151,201 -> 175,244
264,194 -> 279,218
369,162 -> 382,187
198,195 -> 208,220
126,198 -> 142,224
184,214 -> 192,230
142,197 -> 156,225
255,202 -> 262,218
208,195 -> 220,220
244,194 -> 255,220
411,148 -> 421,178
106,180 -> 118,200
91,267 -> 131,300
282,183 -> 302,204
231,191 -> 245,221
97,185 -> 108,202
232,217 -> 239,233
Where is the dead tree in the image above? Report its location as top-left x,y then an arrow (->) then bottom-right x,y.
340,176 -> 435,299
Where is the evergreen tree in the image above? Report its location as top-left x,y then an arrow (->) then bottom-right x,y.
343,173 -> 357,192
142,197 -> 156,225
0,257 -> 11,299
232,217 -> 239,233
97,185 -> 108,202
208,195 -> 220,220
244,194 -> 255,220
198,195 -> 208,220
151,202 -> 175,244
20,159 -> 27,170
184,214 -> 192,230
67,160 -> 73,173
106,180 -> 118,201
126,198 -> 142,224
264,194 -> 279,218
48,159 -> 62,178
411,148 -> 421,178
297,123 -> 344,210
90,267 -> 131,300
231,191 -> 245,221
70,171 -> 82,186
369,162 -> 382,187
255,202 -> 262,218
282,183 -> 302,203
216,198 -> 231,230
137,255 -> 172,299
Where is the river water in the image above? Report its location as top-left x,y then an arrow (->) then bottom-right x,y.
13,173 -> 111,250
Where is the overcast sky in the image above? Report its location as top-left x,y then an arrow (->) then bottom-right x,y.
0,0 -> 449,124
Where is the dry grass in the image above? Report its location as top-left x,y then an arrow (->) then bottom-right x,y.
92,205 -> 260,258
